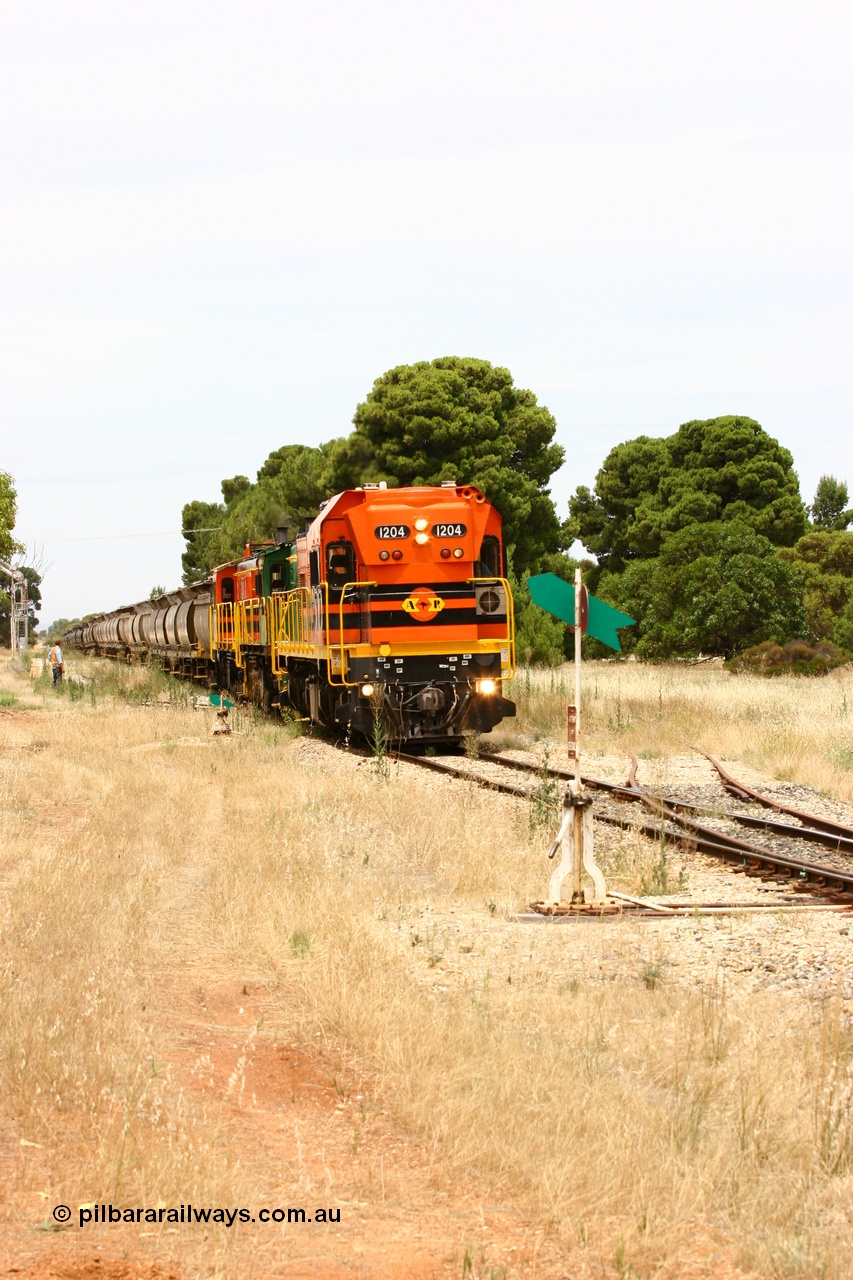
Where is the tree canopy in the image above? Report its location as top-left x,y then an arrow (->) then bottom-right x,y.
0,472 -> 36,644
181,445 -> 338,582
570,417 -> 807,572
42,616 -> 83,642
810,475 -> 853,532
778,531 -> 853,647
0,471 -> 21,563
180,498 -> 228,583
596,521 -> 806,659
331,357 -> 566,572
181,357 -> 567,582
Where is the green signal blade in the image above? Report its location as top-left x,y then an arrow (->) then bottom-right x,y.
527,573 -> 577,625
527,573 -> 635,651
209,692 -> 235,709
585,593 -> 636,651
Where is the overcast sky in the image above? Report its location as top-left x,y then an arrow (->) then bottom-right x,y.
2,0 -> 851,624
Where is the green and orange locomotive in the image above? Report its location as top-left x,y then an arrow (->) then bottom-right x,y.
66,482 -> 517,745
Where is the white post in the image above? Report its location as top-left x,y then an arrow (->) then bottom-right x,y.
573,566 -> 582,793
538,565 -> 608,911
569,567 -> 584,901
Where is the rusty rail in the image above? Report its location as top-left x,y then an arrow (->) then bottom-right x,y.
699,751 -> 853,842
390,749 -> 853,903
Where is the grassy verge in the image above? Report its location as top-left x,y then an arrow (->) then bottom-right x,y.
503,660 -> 853,803
2,654 -> 853,1276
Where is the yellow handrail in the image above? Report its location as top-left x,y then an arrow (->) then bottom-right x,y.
465,576 -> 516,680
332,580 -> 377,686
230,597 -> 265,670
270,588 -> 314,674
213,602 -> 235,654
233,599 -> 245,669
247,597 -> 264,644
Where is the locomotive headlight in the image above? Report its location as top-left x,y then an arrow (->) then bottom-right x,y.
477,679 -> 497,695
361,684 -> 375,698
414,532 -> 429,545
414,518 -> 428,531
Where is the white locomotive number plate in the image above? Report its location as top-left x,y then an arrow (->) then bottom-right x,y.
431,523 -> 466,537
375,525 -> 410,539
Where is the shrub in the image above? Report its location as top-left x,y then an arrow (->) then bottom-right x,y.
727,639 -> 852,677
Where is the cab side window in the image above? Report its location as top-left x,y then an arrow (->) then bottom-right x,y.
476,535 -> 502,577
326,540 -> 355,591
221,578 -> 234,604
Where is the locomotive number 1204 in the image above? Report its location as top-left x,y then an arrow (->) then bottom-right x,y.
374,525 -> 410,539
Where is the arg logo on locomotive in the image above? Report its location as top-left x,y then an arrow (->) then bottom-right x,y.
401,589 -> 446,622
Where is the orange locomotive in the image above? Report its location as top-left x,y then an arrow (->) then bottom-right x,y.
212,481 -> 516,742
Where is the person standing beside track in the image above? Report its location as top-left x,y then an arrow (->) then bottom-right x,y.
49,642 -> 64,685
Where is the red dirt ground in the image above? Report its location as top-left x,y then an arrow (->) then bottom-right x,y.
2,976 -> 582,1280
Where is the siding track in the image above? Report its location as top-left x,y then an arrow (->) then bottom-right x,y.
391,748 -> 853,905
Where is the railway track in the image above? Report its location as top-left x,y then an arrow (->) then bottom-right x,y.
391,748 -> 853,906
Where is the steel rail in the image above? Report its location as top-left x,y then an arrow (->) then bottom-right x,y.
700,751 -> 853,841
391,751 -> 533,799
391,750 -> 853,902
480,751 -> 853,855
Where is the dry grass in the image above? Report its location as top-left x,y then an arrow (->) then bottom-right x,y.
2,652 -> 853,1277
504,660 -> 853,803
0,687 -> 241,1240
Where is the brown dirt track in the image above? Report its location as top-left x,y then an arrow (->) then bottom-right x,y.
2,968 -> 572,1280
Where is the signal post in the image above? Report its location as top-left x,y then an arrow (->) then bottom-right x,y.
527,571 -> 634,914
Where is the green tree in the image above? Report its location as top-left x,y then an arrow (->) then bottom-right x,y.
330,357 -> 567,572
0,471 -> 22,562
255,443 -> 336,525
778,531 -> 853,644
180,358 -> 565,579
570,417 -> 807,572
810,475 -> 853,532
43,617 -> 83,642
181,448 -> 338,583
835,601 -> 853,653
220,475 -> 252,507
512,580 -> 568,665
596,521 -> 806,659
210,446 -> 327,565
181,498 -> 227,583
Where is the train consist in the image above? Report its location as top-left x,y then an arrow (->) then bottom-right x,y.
65,482 -> 517,744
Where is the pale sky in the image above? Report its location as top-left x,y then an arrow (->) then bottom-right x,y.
2,1 -> 851,624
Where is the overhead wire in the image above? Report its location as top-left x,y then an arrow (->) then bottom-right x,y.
24,528 -> 222,543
